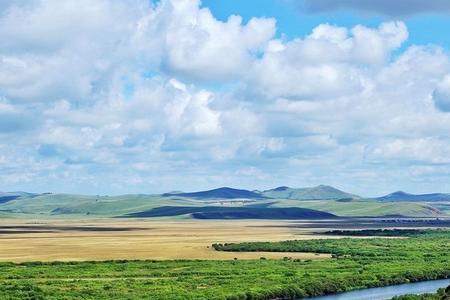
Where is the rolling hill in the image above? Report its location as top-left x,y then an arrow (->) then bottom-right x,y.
269,199 -> 443,217
377,191 -> 450,202
0,193 -> 205,217
0,192 -> 37,204
261,185 -> 359,200
0,185 -> 448,218
123,206 -> 336,219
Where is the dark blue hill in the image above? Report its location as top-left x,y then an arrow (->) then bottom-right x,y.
0,195 -> 20,204
121,206 -> 336,219
162,187 -> 263,199
0,192 -> 36,204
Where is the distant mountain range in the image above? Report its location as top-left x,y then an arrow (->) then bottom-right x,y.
1,186 -> 449,218
3,187 -> 450,203
377,191 -> 450,202
163,185 -> 359,200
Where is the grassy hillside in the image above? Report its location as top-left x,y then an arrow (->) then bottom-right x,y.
269,199 -> 443,217
378,191 -> 450,202
431,203 -> 450,214
262,185 -> 359,200
0,194 -> 204,217
0,192 -> 447,218
0,212 -> 14,218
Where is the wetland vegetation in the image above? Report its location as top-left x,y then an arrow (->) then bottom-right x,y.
0,229 -> 449,299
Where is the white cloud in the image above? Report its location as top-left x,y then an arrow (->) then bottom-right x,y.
366,138 -> 450,164
246,21 -> 407,101
156,0 -> 276,80
351,22 -> 408,64
163,79 -> 222,137
0,0 -> 143,102
0,0 -> 276,103
0,1 -> 450,195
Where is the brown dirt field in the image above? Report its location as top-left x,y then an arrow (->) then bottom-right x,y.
0,219 -> 332,262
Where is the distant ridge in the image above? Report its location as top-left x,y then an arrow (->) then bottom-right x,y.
162,187 -> 263,199
1,185 -> 361,201
377,191 -> 450,202
0,187 -> 446,218
0,191 -> 37,204
271,186 -> 290,192
261,185 -> 359,200
162,185 -> 360,200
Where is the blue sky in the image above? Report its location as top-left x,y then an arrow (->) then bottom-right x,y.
203,0 -> 450,49
1,0 -> 450,196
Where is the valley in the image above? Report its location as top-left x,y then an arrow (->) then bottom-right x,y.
2,1 -> 449,299
1,186 -> 450,299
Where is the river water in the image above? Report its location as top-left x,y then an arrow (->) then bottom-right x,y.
303,278 -> 450,300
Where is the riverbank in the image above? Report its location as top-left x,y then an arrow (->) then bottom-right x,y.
305,279 -> 450,300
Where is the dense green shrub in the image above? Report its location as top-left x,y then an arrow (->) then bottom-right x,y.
392,285 -> 450,300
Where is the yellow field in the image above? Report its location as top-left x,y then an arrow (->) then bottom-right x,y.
0,218 -> 332,262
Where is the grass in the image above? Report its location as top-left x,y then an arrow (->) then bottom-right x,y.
0,212 -> 13,218
430,203 -> 450,214
0,230 -> 449,299
0,194 -> 204,217
270,199 -> 442,217
0,193 -> 446,218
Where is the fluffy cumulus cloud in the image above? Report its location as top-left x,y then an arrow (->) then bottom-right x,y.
154,0 -> 276,81
1,0 -> 450,195
247,21 -> 408,100
0,0 -> 276,102
298,0 -> 450,16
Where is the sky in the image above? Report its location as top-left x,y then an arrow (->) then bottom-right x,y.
1,0 -> 450,197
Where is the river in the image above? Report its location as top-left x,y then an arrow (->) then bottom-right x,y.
303,278 -> 450,300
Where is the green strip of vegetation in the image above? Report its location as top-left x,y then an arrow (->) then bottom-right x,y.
392,285 -> 450,299
212,229 -> 450,257
321,229 -> 435,237
0,230 -> 449,299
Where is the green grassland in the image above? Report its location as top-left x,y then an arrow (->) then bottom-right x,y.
0,194 -> 205,217
430,203 -> 450,214
0,230 -> 449,299
260,185 -> 359,200
0,212 -> 13,218
269,199 -> 442,217
0,192 -> 445,219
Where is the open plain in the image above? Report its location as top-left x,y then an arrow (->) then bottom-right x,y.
1,217 -> 448,262
0,218 -> 335,262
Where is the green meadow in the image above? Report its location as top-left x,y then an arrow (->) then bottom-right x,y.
0,193 -> 443,218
